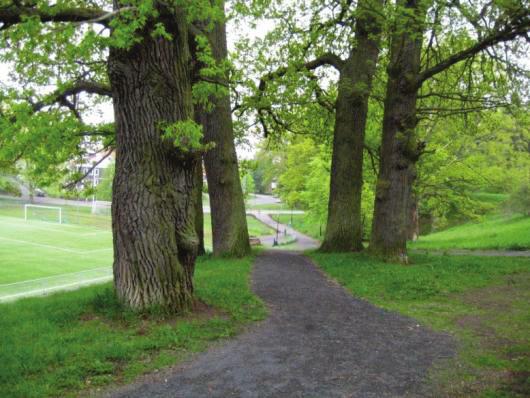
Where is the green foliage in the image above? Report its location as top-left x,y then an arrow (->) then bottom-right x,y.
248,146 -> 284,194
161,120 -> 208,152
278,138 -> 320,208
415,109 -> 530,230
300,154 -> 329,229
0,176 -> 21,197
0,0 -> 230,189
0,255 -> 266,398
506,183 -> 530,216
241,172 -> 256,199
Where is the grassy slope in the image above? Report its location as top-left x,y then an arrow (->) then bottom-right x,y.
0,255 -> 266,398
271,213 -> 323,240
272,211 -> 530,252
410,214 -> 530,251
310,252 -> 530,396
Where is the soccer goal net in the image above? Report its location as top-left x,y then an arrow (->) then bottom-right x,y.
24,204 -> 63,224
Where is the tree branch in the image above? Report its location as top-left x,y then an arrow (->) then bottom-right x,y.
62,147 -> 114,190
0,4 -> 112,28
417,8 -> 530,85
32,81 -> 112,112
259,52 -> 344,92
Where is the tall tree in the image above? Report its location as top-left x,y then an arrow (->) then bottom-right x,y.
239,0 -> 384,251
0,1 -> 225,311
196,1 -> 250,257
320,0 -> 384,252
369,0 -> 530,261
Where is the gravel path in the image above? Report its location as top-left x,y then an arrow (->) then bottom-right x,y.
110,251 -> 454,398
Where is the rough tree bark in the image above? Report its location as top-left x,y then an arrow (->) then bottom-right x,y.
369,0 -> 425,262
109,8 -> 199,311
320,0 -> 383,252
198,3 -> 250,257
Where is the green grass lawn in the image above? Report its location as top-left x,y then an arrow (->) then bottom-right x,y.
310,252 -> 530,396
0,255 -> 266,398
410,214 -> 530,251
271,213 -> 324,240
0,216 -> 113,287
246,202 -> 288,211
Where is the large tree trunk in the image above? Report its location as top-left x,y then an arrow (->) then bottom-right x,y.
198,4 -> 250,257
369,0 -> 426,262
109,8 -> 199,312
320,0 -> 383,252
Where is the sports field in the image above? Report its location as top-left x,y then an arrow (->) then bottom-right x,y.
0,197 -> 273,301
0,216 -> 113,301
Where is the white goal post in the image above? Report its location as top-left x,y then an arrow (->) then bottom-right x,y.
24,204 -> 63,224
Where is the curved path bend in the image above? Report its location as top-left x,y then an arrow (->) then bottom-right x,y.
110,251 -> 454,398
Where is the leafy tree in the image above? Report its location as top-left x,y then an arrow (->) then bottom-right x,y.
0,0 -> 234,312
278,138 -> 319,209
412,109 -> 529,232
369,0 -> 530,262
236,0 -> 385,252
250,142 -> 287,195
196,0 -> 250,257
241,171 -> 256,199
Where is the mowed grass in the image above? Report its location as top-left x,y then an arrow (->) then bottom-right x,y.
310,252 -> 530,396
271,213 -> 324,240
410,214 -> 530,251
0,216 -> 113,285
0,197 -> 273,287
0,255 -> 267,398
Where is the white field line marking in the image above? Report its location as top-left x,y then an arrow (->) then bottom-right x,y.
0,266 -> 110,287
0,236 -> 112,255
0,275 -> 113,301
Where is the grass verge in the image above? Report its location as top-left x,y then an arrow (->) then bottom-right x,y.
309,252 -> 530,396
0,255 -> 266,398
